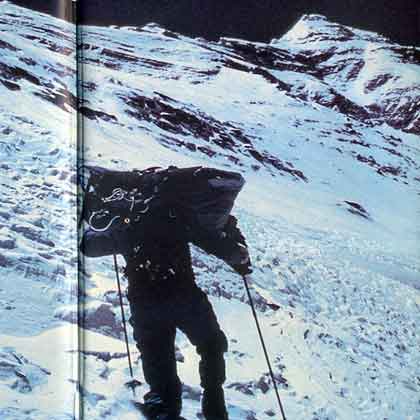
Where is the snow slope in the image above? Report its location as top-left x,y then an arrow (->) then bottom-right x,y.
1,2 -> 419,419
0,2 -> 78,419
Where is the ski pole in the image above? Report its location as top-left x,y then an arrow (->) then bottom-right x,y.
113,254 -> 136,397
242,274 -> 287,420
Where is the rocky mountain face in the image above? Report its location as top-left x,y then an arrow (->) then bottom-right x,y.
0,2 -> 419,420
77,15 -> 419,186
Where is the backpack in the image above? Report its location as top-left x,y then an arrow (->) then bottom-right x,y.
80,165 -> 245,243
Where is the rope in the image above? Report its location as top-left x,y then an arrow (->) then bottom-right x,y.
113,254 -> 136,397
242,274 -> 287,420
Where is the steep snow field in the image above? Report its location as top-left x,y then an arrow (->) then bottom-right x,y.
1,2 -> 419,419
0,2 -> 78,419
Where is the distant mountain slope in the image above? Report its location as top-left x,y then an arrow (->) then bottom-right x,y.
78,16 -> 419,187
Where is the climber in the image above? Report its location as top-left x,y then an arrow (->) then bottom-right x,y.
80,165 -> 252,420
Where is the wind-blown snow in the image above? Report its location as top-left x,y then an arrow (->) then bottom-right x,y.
0,2 -> 419,419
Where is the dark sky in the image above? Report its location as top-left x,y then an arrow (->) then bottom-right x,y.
11,0 -> 73,22
11,0 -> 420,46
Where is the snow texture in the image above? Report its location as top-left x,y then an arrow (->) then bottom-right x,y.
0,2 -> 419,419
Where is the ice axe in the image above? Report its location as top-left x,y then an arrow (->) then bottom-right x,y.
241,273 -> 287,420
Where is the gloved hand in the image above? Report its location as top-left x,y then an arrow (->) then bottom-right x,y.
229,242 -> 252,275
231,261 -> 253,276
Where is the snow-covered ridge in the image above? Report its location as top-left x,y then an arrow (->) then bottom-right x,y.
272,14 -> 420,135
78,13 -> 419,188
1,3 -> 419,420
